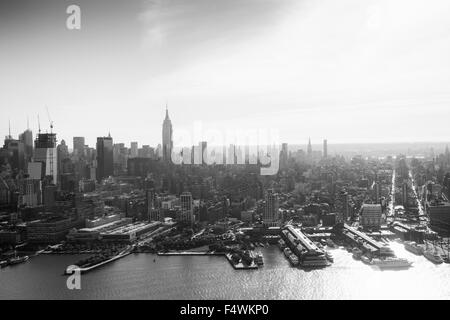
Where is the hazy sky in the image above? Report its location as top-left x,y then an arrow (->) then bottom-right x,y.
1,0 -> 450,148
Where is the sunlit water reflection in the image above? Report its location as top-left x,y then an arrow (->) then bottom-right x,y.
1,241 -> 449,300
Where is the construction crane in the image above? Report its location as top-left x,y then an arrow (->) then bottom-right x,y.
46,106 -> 54,134
45,106 -> 56,185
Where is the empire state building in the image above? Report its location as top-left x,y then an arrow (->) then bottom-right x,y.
162,106 -> 173,162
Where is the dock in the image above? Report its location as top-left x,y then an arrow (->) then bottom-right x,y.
225,253 -> 258,270
157,251 -> 224,256
65,249 -> 132,275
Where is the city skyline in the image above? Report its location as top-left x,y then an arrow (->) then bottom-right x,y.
4,115 -> 450,157
3,0 -> 450,305
2,0 -> 450,145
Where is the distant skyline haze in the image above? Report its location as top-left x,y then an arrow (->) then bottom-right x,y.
1,0 -> 450,146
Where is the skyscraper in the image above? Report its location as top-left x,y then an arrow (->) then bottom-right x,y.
96,134 -> 113,181
34,133 -> 57,184
200,141 -> 207,165
19,129 -> 33,163
307,138 -> 312,156
57,140 -> 70,185
264,189 -> 279,227
19,178 -> 42,207
162,106 -> 173,163
130,142 -> 138,158
73,137 -> 85,158
180,192 -> 194,225
280,143 -> 288,169
323,139 -> 328,159
3,137 -> 26,173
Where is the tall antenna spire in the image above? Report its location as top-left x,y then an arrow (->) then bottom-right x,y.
27,116 -> 29,130
38,114 -> 41,134
165,101 -> 169,120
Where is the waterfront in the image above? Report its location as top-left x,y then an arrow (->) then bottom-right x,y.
1,242 -> 450,300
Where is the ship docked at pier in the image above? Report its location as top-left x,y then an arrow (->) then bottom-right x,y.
404,241 -> 424,255
281,225 -> 331,268
370,257 -> 413,268
423,249 -> 443,264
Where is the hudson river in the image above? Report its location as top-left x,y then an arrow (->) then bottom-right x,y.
1,241 -> 450,299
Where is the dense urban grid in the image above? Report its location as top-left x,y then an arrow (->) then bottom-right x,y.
1,109 -> 450,272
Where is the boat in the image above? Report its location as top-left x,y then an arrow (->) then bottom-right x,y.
283,247 -> 292,258
0,260 -> 8,268
259,242 -> 265,248
301,252 -> 331,268
7,255 -> 29,266
241,252 -> 253,265
423,249 -> 443,264
371,257 -> 412,268
326,239 -> 335,248
255,253 -> 264,265
278,239 -> 286,250
361,255 -> 372,264
352,248 -> 363,260
404,241 -> 424,255
325,251 -> 334,262
288,254 -> 299,266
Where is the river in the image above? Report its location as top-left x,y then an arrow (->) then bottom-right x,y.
1,241 -> 450,300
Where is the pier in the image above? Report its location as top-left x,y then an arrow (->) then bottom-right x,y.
157,251 -> 224,256
65,248 -> 133,275
225,253 -> 258,270
339,224 -> 381,253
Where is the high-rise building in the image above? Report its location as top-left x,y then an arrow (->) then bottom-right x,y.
180,192 -> 194,225
34,133 -> 57,184
307,138 -> 312,155
139,145 -> 152,158
130,142 -> 138,158
323,139 -> 328,158
307,138 -> 313,162
57,140 -> 70,186
280,143 -> 288,169
340,191 -> 350,222
19,129 -> 33,163
19,178 -> 42,207
43,184 -> 57,209
146,188 -> 158,221
162,106 -> 173,163
373,182 -> 380,204
73,137 -> 85,158
96,134 -> 113,181
3,138 -> 25,173
361,204 -> 382,229
155,144 -> 162,159
200,141 -> 207,165
264,189 -> 279,227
